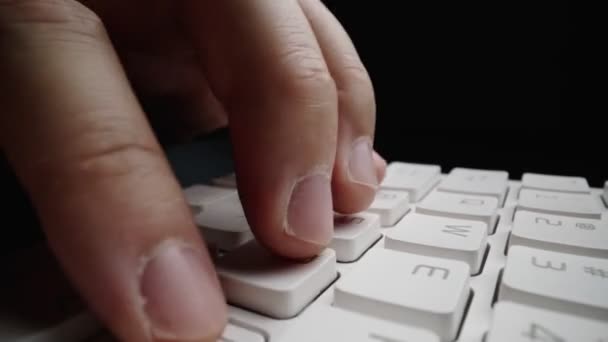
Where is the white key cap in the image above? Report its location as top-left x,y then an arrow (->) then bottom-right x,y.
487,302 -> 608,342
183,184 -> 236,209
499,246 -> 608,322
522,172 -> 591,194
416,191 -> 498,234
212,173 -> 237,188
194,194 -> 253,251
282,306 -> 439,342
437,167 -> 509,204
380,162 -> 441,202
334,248 -> 470,341
367,189 -> 411,226
603,180 -> 608,206
385,213 -> 487,274
331,213 -> 382,262
219,323 -> 265,342
517,189 -> 603,219
217,241 -> 337,319
510,211 -> 608,258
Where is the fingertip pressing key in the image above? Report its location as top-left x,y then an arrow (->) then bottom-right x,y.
285,173 -> 334,246
348,137 -> 378,190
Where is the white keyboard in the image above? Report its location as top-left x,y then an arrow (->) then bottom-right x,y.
3,163 -> 608,342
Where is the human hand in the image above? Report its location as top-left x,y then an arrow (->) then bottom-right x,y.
0,1 -> 386,341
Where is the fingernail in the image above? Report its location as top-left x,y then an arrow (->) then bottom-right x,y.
348,137 -> 378,189
140,242 -> 225,341
285,173 -> 333,245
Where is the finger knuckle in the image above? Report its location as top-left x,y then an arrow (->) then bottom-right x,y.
342,58 -> 372,88
27,119 -> 163,195
278,43 -> 337,102
71,141 -> 161,182
0,0 -> 105,44
66,134 -> 160,183
338,56 -> 376,117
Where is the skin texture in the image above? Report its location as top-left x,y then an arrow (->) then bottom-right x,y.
0,0 -> 386,341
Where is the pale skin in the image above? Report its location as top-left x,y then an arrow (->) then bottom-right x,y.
0,1 -> 387,341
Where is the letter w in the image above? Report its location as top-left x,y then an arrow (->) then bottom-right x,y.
443,225 -> 472,238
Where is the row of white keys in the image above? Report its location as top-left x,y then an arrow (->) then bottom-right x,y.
216,240 -> 337,319
380,162 -> 441,202
385,213 -> 487,274
437,167 -> 509,205
194,194 -> 253,251
499,246 -> 608,322
510,210 -> 608,258
487,302 -> 608,342
331,213 -> 382,262
333,248 -> 470,341
281,306 -> 439,342
183,184 -> 236,210
517,189 -> 603,219
521,172 -> 591,194
416,191 -> 499,234
367,189 -> 410,226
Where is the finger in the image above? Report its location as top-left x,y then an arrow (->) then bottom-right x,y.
298,0 -> 379,213
183,0 -> 338,259
0,1 -> 226,341
373,150 -> 387,182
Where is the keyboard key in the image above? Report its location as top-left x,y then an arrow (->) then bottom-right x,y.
487,302 -> 608,342
522,172 -> 591,194
604,180 -> 608,206
282,306 -> 439,342
367,189 -> 411,226
194,194 -> 253,251
510,211 -> 608,258
380,162 -> 441,202
219,323 -> 265,342
217,241 -> 337,319
334,248 -> 470,341
212,173 -> 237,188
416,191 -> 498,234
385,213 -> 487,274
183,184 -> 236,209
331,213 -> 382,262
499,246 -> 608,322
437,167 -> 509,204
517,189 -> 603,219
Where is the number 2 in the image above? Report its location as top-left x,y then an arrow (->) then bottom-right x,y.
522,322 -> 565,342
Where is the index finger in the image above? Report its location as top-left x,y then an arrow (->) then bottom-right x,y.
0,1 -> 225,341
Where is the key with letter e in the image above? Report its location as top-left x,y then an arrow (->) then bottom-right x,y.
334,248 -> 470,341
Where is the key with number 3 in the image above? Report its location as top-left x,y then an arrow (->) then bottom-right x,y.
499,246 -> 608,322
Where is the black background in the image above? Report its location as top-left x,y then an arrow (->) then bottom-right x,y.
322,0 -> 605,186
